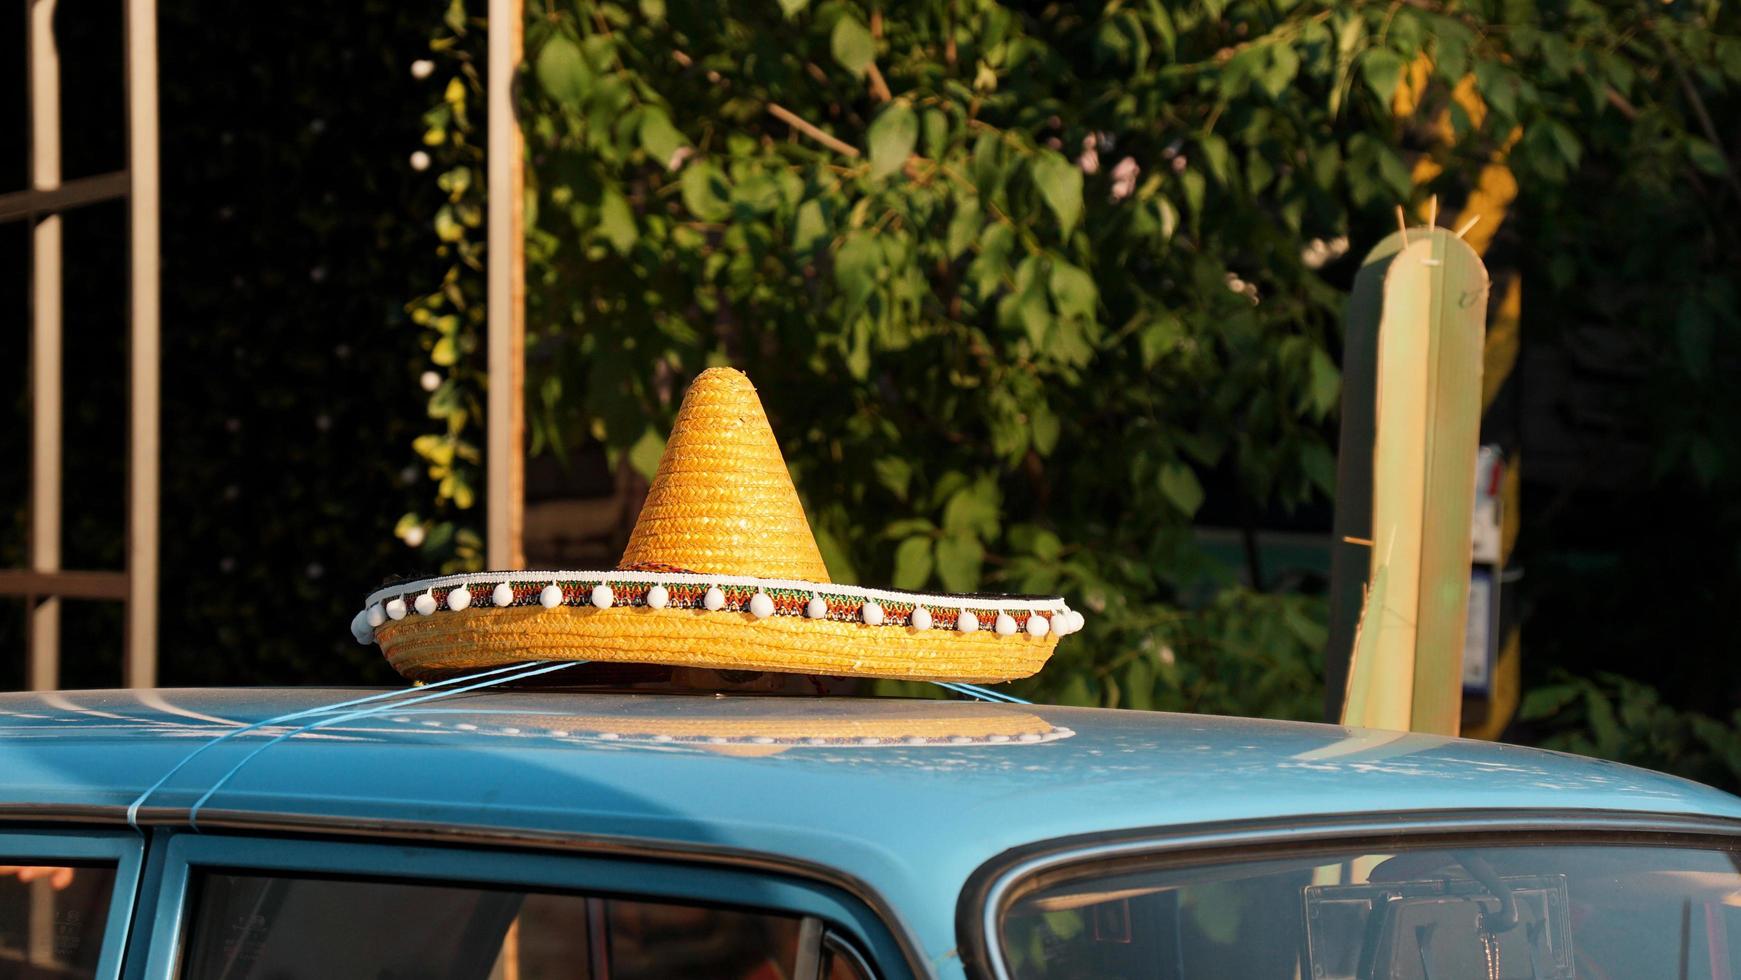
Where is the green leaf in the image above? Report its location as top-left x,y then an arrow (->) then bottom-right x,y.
627,426 -> 665,480
834,233 -> 880,310
1198,134 -> 1231,186
777,0 -> 809,16
1300,442 -> 1335,495
830,16 -> 875,77
1360,47 -> 1405,108
867,102 -> 918,180
873,456 -> 912,499
792,199 -> 828,254
891,536 -> 934,589
946,201 -> 982,259
942,480 -> 1000,538
535,34 -> 590,106
1031,403 -> 1061,456
597,191 -> 637,254
638,106 -> 689,169
1260,43 -> 1300,100
1138,315 -> 1182,367
934,534 -> 984,592
1048,260 -> 1097,323
1031,151 -> 1084,235
921,108 -> 950,157
1688,138 -> 1727,177
1308,346 -> 1341,417
1473,61 -> 1518,120
434,206 -> 464,242
679,160 -> 731,221
1159,462 -> 1204,516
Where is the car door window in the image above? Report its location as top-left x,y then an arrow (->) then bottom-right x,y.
0,862 -> 119,979
178,869 -> 857,980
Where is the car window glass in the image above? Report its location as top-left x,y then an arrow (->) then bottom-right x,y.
821,940 -> 875,980
999,842 -> 1741,980
0,862 -> 119,979
178,871 -> 813,980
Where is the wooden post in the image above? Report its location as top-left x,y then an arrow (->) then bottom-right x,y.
126,0 -> 161,688
486,0 -> 526,570
27,0 -> 63,691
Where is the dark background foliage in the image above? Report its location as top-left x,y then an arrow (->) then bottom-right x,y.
1,0 -> 1737,788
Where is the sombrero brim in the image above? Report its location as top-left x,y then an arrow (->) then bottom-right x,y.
356,570 -> 1082,683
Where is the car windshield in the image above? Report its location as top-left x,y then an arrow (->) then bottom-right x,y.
999,840 -> 1741,979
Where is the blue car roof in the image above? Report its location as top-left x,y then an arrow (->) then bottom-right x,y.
4,687 -> 1739,975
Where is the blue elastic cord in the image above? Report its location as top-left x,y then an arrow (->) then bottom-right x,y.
932,681 -> 1031,705
185,660 -> 582,831
124,659 -> 559,831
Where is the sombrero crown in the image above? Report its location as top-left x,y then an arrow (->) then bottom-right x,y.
354,368 -> 1081,682
620,368 -> 829,581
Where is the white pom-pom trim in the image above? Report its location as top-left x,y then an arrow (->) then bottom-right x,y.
359,570 -> 1085,643
350,609 -> 374,645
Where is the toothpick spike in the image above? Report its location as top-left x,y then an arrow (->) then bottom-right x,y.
1455,214 -> 1481,239
1395,206 -> 1409,246
1428,195 -> 1439,229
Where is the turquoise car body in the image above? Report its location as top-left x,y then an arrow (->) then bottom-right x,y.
2,686 -> 1739,978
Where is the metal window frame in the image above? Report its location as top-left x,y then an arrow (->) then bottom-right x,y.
0,828 -> 148,980
955,808 -> 1741,980
130,831 -> 904,980
5,0 -> 159,691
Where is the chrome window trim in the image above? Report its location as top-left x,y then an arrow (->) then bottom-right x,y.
956,808 -> 1741,980
0,803 -> 928,980
824,927 -> 881,979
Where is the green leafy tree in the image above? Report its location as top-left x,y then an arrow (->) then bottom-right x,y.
407,0 -> 1741,725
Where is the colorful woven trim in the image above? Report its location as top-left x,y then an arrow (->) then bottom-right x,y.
353,569 -> 1084,647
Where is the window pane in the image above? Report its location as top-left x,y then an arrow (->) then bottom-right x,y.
607,897 -> 799,979
1000,842 -> 1741,980
179,871 -> 808,980
0,862 -> 118,978
822,940 -> 876,980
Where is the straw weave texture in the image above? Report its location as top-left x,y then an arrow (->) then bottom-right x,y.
378,606 -> 1055,683
619,368 -> 830,581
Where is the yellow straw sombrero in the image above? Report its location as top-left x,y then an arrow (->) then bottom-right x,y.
352,368 -> 1083,683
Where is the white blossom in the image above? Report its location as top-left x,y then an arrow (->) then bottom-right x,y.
1078,134 -> 1101,175
1110,156 -> 1141,201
